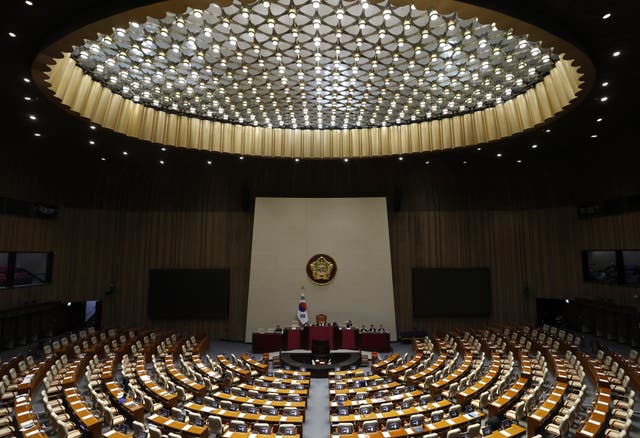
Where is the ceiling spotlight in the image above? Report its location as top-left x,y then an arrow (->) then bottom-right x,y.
33,132 -> 41,137
161,147 -> 166,151
398,156 -> 404,161
531,144 -> 538,149
602,13 -> 611,20
25,1 -> 33,5
425,161 -> 430,165
89,125 -> 96,130
476,147 -> 482,151
344,158 -> 349,162
596,118 -> 603,122
601,81 -> 609,87
8,32 -> 16,38
23,77 -> 31,83
207,160 -> 212,165
496,153 -> 502,157
545,129 -> 551,133
24,96 -> 31,101
122,151 -> 128,156
294,158 -> 300,162
100,157 -> 107,161
89,140 -> 95,145
159,160 -> 165,165
591,134 -> 598,138
463,160 -> 468,164
239,156 -> 244,160
600,96 -> 609,102
28,114 -> 36,120
612,50 -> 621,57
516,159 -> 523,163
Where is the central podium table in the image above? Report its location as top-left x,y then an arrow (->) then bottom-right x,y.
252,327 -> 391,352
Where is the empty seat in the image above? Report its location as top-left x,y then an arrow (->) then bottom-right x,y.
362,420 -> 378,432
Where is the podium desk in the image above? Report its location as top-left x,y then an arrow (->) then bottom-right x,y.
285,328 -> 303,350
339,328 -> 357,349
307,325 -> 335,350
359,332 -> 391,352
252,332 -> 283,353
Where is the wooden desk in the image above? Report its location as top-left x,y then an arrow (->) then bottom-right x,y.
329,399 -> 453,427
457,354 -> 501,405
330,381 -> 400,398
222,432 -> 299,438
183,401 -> 304,429
17,357 -> 54,395
407,354 -> 446,386
213,390 -> 306,409
488,377 -> 529,417
387,353 -> 424,378
64,387 -> 103,438
14,395 -> 48,438
217,355 -> 252,380
372,354 -> 400,373
104,380 -> 145,422
284,328 -> 303,350
329,390 -> 425,409
329,410 -> 484,437
430,352 -> 473,395
103,432 -> 133,438
487,424 -> 526,437
257,375 -> 311,388
576,387 -> 611,438
240,354 -> 269,374
148,413 -> 208,438
237,383 -> 308,398
135,355 -> 178,407
526,382 -> 567,437
165,355 -> 206,396
192,355 -> 221,380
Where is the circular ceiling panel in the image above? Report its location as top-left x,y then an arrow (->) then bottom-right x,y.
70,0 -> 559,130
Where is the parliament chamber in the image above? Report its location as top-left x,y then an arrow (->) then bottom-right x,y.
1,0 -> 640,436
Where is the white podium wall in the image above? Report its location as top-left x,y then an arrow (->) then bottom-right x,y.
245,197 -> 397,342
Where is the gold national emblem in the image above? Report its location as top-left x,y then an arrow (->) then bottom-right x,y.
306,254 -> 337,285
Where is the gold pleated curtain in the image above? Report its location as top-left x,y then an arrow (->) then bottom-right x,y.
46,53 -> 583,159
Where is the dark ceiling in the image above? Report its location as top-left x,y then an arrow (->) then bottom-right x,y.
1,0 -> 638,209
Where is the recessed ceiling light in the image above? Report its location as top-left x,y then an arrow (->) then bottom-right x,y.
207,160 -> 212,165
159,160 -> 165,165
8,32 -> 16,38
601,81 -> 609,87
28,115 -> 36,120
398,156 -> 403,161
600,96 -> 609,102
344,158 -> 349,162
89,125 -> 96,130
496,153 -> 502,157
122,151 -> 128,156
24,96 -> 31,101
161,147 -> 166,151
463,160 -> 468,164
101,157 -> 106,161
294,158 -> 300,162
545,129 -> 551,133
596,118 -> 603,122
591,134 -> 598,138
602,13 -> 611,20
25,0 -> 33,5
531,144 -> 538,149
23,77 -> 30,83
516,159 -> 523,163
239,156 -> 244,160
612,51 -> 621,57
476,147 -> 482,151
425,160 -> 430,165
33,133 -> 41,137
89,140 -> 95,145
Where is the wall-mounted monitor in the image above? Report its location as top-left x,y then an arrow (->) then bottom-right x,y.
412,268 -> 491,317
582,250 -> 618,283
